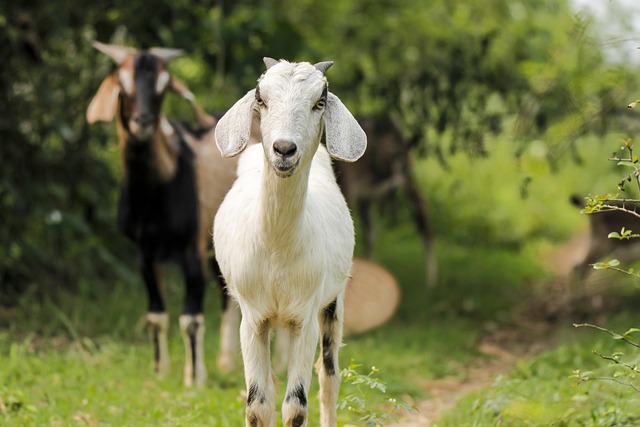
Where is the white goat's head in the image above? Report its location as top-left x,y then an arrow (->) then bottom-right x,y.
86,42 -> 211,140
215,58 -> 367,177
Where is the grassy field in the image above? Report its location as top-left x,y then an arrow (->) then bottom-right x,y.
2,134 -> 640,426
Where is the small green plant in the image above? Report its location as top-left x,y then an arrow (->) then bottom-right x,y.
339,360 -> 416,426
572,323 -> 640,393
576,135 -> 640,397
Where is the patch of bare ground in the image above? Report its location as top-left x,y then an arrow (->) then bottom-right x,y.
393,232 -> 626,426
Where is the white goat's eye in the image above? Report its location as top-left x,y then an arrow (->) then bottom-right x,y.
314,99 -> 326,111
256,96 -> 265,107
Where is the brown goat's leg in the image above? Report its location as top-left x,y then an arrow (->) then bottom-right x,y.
180,249 -> 207,387
141,259 -> 170,377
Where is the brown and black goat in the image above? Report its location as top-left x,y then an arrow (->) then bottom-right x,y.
87,42 -> 239,386
334,116 -> 438,286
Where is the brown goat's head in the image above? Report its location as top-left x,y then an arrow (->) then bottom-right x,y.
87,42 -> 213,140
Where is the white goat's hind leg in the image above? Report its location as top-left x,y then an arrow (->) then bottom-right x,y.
282,318 -> 320,427
147,312 -> 170,377
179,314 -> 206,387
317,297 -> 344,427
241,316 -> 276,427
217,301 -> 241,373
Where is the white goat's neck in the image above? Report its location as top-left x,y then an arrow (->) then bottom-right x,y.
260,155 -> 312,244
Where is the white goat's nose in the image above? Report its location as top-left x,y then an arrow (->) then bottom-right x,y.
273,140 -> 297,158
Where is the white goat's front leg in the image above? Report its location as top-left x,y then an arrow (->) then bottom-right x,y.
317,297 -> 344,427
179,314 -> 206,387
147,312 -> 170,377
282,317 -> 320,427
217,301 -> 241,373
241,316 -> 276,427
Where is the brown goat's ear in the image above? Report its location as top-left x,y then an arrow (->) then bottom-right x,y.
169,77 -> 196,103
169,78 -> 216,127
87,72 -> 120,124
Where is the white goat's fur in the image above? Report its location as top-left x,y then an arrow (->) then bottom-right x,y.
213,59 -> 366,427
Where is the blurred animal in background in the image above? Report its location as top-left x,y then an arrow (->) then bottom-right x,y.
334,116 -> 438,286
86,42 -> 240,387
570,195 -> 640,281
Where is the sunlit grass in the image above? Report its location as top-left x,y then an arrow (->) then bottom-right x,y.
438,312 -> 640,426
3,131 -> 639,425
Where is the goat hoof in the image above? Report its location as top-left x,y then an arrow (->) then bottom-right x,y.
285,413 -> 306,427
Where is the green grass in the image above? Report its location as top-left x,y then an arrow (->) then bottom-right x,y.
3,131 -> 640,425
438,312 -> 640,426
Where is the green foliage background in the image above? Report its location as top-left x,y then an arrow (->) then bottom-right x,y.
1,0 -> 638,304
2,2 -> 640,425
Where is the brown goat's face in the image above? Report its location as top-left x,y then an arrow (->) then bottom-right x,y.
118,52 -> 171,141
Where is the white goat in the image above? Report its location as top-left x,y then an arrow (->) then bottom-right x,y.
213,58 -> 366,427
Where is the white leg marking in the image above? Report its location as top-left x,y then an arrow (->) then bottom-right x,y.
179,314 -> 206,387
146,312 -> 170,377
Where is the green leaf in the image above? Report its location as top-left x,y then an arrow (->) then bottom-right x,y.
608,232 -> 622,239
623,328 -> 640,337
617,161 -> 639,168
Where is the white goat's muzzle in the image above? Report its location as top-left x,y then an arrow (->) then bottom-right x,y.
268,139 -> 300,177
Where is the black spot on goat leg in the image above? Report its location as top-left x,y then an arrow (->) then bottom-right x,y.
247,383 -> 265,406
322,299 -> 337,323
285,384 -> 307,407
322,334 -> 335,376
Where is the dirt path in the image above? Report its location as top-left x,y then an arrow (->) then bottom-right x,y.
391,233 -> 592,426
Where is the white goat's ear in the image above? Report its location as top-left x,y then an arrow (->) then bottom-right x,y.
215,89 -> 257,157
86,72 -> 120,124
323,92 -> 367,162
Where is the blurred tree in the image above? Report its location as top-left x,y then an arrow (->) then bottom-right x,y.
0,0 -> 636,301
268,0 -> 635,162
